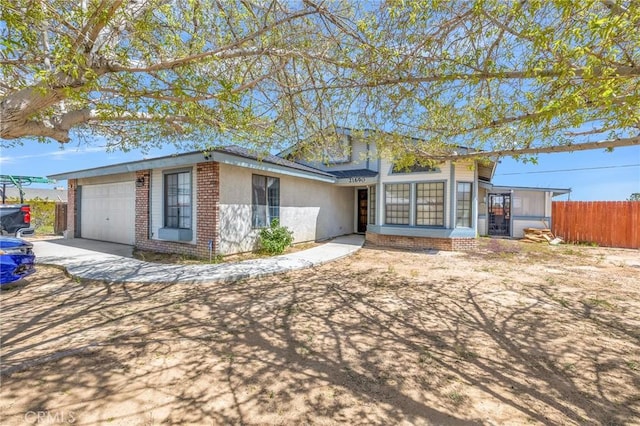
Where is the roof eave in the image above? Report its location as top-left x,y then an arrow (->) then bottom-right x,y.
479,182 -> 572,195
212,152 -> 336,183
49,150 -> 335,183
48,152 -> 205,180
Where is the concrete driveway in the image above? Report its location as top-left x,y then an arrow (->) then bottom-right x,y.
33,235 -> 364,284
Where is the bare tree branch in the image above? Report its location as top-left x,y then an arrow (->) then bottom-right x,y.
1,0 -> 639,158
1,107 -> 225,143
107,9 -> 321,72
419,136 -> 640,161
601,0 -> 629,16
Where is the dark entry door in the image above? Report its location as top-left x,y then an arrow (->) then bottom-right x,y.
488,193 -> 511,236
357,189 -> 368,233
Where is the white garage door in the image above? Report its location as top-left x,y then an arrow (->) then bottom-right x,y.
80,181 -> 136,245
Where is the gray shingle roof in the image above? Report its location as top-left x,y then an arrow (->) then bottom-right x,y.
49,145 -> 336,181
215,145 -> 333,177
327,169 -> 379,178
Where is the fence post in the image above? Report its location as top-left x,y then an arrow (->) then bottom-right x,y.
54,202 -> 68,235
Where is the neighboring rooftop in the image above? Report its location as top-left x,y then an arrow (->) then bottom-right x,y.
0,187 -> 68,202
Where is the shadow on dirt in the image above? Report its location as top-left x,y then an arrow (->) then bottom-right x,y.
1,246 -> 638,424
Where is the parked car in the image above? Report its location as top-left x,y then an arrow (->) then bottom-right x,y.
0,236 -> 36,285
0,204 -> 34,237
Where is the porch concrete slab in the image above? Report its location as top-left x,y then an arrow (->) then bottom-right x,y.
33,235 -> 364,284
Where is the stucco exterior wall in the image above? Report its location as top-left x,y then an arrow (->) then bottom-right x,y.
510,190 -> 550,238
218,163 -> 354,255
512,190 -> 545,217
512,219 -> 551,238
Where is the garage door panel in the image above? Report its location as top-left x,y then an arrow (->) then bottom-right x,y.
81,182 -> 135,245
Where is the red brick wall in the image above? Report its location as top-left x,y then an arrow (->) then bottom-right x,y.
67,179 -> 78,238
195,161 -> 220,257
365,231 -> 477,252
134,162 -> 220,259
450,238 -> 478,251
134,170 -> 150,242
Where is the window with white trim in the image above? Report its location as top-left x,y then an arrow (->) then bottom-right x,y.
252,174 -> 280,228
164,171 -> 191,229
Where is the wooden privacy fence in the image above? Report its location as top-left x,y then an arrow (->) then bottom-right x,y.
552,201 -> 640,249
54,202 -> 67,235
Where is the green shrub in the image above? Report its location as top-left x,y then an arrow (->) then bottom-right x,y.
29,197 -> 56,234
258,219 -> 294,255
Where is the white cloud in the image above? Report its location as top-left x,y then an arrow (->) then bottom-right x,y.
0,146 -> 105,165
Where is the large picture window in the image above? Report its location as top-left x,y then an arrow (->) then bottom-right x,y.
385,183 -> 410,225
416,182 -> 445,227
252,174 -> 280,228
164,171 -> 191,229
456,182 -> 473,228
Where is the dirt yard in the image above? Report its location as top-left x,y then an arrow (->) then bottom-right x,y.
1,239 -> 639,425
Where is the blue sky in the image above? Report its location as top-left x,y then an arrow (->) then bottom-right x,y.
1,138 -> 638,201
492,145 -> 640,200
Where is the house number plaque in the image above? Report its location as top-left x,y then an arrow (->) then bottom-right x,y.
348,177 -> 367,183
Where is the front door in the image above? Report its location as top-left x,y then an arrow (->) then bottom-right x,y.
488,193 -> 511,236
357,189 -> 368,233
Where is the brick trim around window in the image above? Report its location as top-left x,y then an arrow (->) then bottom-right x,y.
135,162 -> 220,259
